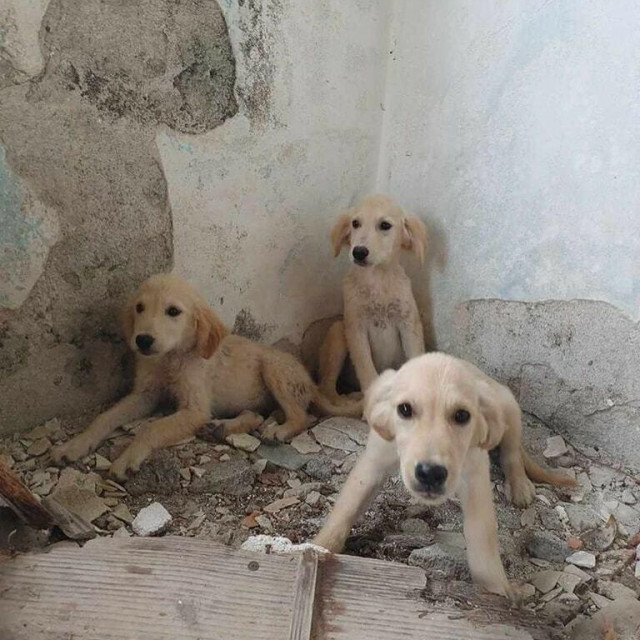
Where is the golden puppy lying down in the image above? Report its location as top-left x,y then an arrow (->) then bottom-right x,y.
53,274 -> 361,479
313,353 -> 575,598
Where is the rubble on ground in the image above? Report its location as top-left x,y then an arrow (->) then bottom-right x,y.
1,409 -> 640,638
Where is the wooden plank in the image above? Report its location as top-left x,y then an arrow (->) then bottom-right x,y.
0,460 -> 53,529
0,536 -> 298,640
288,550 -> 318,640
313,553 -> 553,640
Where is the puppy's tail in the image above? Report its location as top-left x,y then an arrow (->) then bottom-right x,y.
312,388 -> 363,419
522,448 -> 577,488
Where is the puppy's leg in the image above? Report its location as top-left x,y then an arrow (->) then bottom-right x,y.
500,408 -> 535,507
399,315 -> 425,360
198,411 -> 265,441
457,448 -> 512,599
260,360 -> 313,442
345,318 -> 378,391
110,409 -> 208,480
318,320 -> 348,402
52,393 -> 155,464
313,431 -> 398,552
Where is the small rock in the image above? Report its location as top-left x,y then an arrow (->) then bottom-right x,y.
554,505 -> 569,524
527,530 -> 571,563
255,515 -> 273,531
545,593 -> 582,624
596,580 -> 638,601
305,491 -> 321,506
540,586 -> 563,603
567,536 -> 583,551
566,551 -> 597,569
582,515 -> 617,552
125,450 -> 181,497
521,507 -> 537,528
132,502 -> 172,536
622,489 -> 637,505
304,455 -> 334,481
519,583 -> 536,601
531,570 -> 561,594
219,454 -> 231,462
543,435 -> 568,459
401,518 -> 431,537
94,454 -> 111,472
179,468 -> 191,482
190,467 -> 205,478
589,465 -> 623,489
557,572 -> 582,594
587,591 -> 613,609
198,455 -> 212,465
256,444 -> 310,471
241,512 -> 260,529
189,459 -> 256,496
113,526 -> 131,538
564,564 -> 592,584
253,459 -> 268,475
408,543 -> 470,579
264,496 -> 300,513
312,422 -> 361,452
316,417 -> 369,446
433,531 -> 467,550
226,433 -> 261,453
27,438 -> 52,457
112,503 -> 134,524
290,432 -> 322,455
565,504 -> 601,533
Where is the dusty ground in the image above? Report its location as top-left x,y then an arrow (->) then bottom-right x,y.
2,409 -> 640,639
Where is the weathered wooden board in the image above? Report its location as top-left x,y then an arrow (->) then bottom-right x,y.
313,554 -> 551,640
0,536 -> 552,640
0,536 -> 298,640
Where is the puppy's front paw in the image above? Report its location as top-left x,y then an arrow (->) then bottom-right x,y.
313,528 -> 348,554
51,435 -> 94,464
197,421 -> 227,442
260,422 -> 300,443
506,475 -> 536,507
109,444 -> 150,481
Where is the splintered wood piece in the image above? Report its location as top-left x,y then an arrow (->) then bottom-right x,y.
0,459 -> 53,529
288,551 -> 319,640
41,496 -> 96,541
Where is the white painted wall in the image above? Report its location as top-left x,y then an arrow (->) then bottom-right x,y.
159,1 -> 392,342
378,0 -> 640,350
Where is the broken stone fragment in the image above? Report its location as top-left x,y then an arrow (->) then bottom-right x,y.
543,435 -> 568,459
566,551 -> 597,569
290,432 -> 322,455
132,502 -> 172,536
226,433 -> 261,453
27,438 -> 52,456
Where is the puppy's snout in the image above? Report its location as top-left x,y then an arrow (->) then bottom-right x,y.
135,334 -> 155,353
352,246 -> 369,263
414,462 -> 448,492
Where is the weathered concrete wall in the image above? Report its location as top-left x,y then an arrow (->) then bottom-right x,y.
0,0 -> 391,433
0,0 -> 237,432
378,0 -> 640,469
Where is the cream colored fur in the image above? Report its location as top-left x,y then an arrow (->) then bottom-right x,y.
52,274 -> 361,479
314,353 -> 575,599
318,195 -> 428,398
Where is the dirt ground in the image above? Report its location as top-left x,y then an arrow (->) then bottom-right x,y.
2,408 -> 640,639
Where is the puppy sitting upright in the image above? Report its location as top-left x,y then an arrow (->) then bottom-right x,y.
313,353 -> 576,598
53,274 -> 361,479
318,195 -> 428,400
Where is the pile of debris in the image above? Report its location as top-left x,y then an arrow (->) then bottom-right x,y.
1,412 -> 640,638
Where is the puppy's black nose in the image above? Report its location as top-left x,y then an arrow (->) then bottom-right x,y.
415,462 -> 448,491
135,334 -> 154,352
352,246 -> 369,262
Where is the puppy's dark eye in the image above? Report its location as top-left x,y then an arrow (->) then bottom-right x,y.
352,219 -> 361,229
135,303 -> 144,314
166,306 -> 182,317
379,221 -> 392,231
397,403 -> 413,419
454,409 -> 471,425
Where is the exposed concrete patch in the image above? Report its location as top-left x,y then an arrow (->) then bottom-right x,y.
0,0 -> 51,85
0,0 -> 237,434
232,308 -> 272,342
453,299 -> 640,472
0,144 -> 60,309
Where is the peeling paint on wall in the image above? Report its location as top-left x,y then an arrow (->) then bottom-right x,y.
0,144 -> 60,309
0,0 -> 237,434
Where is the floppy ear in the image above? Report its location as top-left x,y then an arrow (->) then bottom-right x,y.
194,303 -> 229,359
364,369 -> 398,442
120,297 -> 135,346
330,211 -> 352,257
475,385 -> 498,450
401,215 -> 428,264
